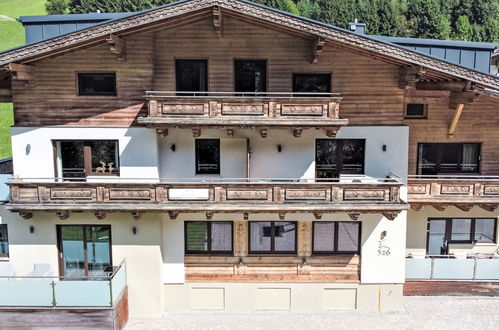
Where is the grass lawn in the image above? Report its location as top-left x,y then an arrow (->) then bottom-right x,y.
0,0 -> 46,158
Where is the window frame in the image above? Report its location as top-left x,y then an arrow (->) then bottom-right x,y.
315,139 -> 366,178
233,59 -> 268,94
427,218 -> 497,246
405,103 -> 428,119
175,59 -> 209,95
76,72 -> 117,97
184,221 -> 234,255
195,139 -> 220,175
248,221 -> 297,255
56,224 -> 113,278
416,142 -> 481,175
53,140 -> 120,178
0,224 -> 9,258
292,73 -> 332,96
312,221 -> 361,255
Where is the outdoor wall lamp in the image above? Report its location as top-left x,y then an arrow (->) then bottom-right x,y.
25,144 -> 31,155
302,257 -> 307,265
132,226 -> 137,235
277,144 -> 282,153
170,144 -> 176,152
239,257 -> 243,265
380,230 -> 387,240
29,226 -> 35,234
382,144 -> 387,152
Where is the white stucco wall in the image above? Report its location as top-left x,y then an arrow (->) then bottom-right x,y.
11,127 -> 159,180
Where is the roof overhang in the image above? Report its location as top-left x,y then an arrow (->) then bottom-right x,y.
0,0 -> 497,90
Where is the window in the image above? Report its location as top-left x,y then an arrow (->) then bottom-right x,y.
249,222 -> 296,254
316,139 -> 365,178
77,73 -> 116,96
405,103 -> 427,119
0,224 -> 8,258
195,139 -> 220,174
293,73 -> 331,96
417,143 -> 480,175
313,222 -> 360,254
176,59 -> 208,95
185,221 -> 233,254
57,225 -> 112,277
55,140 -> 119,178
234,60 -> 267,93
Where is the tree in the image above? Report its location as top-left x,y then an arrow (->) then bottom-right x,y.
46,0 -> 69,15
253,0 -> 299,15
296,0 -> 321,20
407,0 -> 451,39
453,15 -> 472,41
67,0 -> 176,14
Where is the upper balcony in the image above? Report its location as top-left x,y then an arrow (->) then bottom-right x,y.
408,175 -> 499,212
7,177 -> 406,221
139,92 -> 347,137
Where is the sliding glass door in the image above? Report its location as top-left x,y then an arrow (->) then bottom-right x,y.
57,225 -> 112,278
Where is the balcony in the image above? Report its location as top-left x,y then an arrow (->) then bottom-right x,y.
7,177 -> 406,220
139,91 -> 347,137
408,175 -> 499,212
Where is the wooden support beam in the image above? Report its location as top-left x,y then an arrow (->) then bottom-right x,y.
19,211 -> 33,220
212,6 -> 223,38
106,34 -> 126,62
243,212 -> 249,221
7,63 -> 34,81
94,211 -> 106,220
227,129 -> 234,137
398,66 -> 426,89
279,212 -> 285,220
293,128 -> 302,138
454,204 -> 473,212
56,211 -> 70,220
431,204 -> 448,212
169,211 -> 179,220
313,212 -> 322,220
347,212 -> 360,221
410,203 -> 423,211
448,103 -> 464,136
131,211 -> 142,220
312,36 -> 325,64
0,88 -> 11,97
260,129 -> 268,138
156,128 -> 168,137
382,211 -> 399,221
478,204 -> 498,212
326,128 -> 338,138
449,91 -> 476,109
192,128 -> 201,138
416,80 -> 469,92
206,212 -> 214,220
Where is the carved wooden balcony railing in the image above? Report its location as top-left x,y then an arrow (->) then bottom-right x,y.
7,177 -> 406,220
408,175 -> 499,212
139,91 -> 347,137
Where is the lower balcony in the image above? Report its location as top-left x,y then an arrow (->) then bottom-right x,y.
7,177 -> 407,220
408,176 -> 499,212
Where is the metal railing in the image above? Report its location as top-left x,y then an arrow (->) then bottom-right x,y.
0,260 -> 127,307
408,175 -> 499,181
406,255 -> 499,281
144,91 -> 341,98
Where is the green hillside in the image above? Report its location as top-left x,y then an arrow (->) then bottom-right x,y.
0,0 -> 46,159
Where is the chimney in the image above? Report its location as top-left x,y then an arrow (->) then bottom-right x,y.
348,18 -> 366,34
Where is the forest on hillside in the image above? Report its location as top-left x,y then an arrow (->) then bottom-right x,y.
45,0 -> 499,43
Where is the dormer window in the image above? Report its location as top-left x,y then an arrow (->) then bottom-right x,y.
77,73 -> 116,96
405,103 -> 427,119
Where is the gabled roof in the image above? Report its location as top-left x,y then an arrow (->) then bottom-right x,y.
0,0 -> 498,90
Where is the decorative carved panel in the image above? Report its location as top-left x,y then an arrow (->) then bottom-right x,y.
343,189 -> 386,201
297,221 -> 312,257
51,188 -> 94,200
280,104 -> 324,116
221,103 -> 265,115
407,184 -> 427,194
440,184 -> 472,195
285,189 -> 327,201
109,188 -> 152,200
162,103 -> 205,115
234,221 -> 248,257
226,189 -> 269,200
483,185 -> 499,195
17,188 -> 39,202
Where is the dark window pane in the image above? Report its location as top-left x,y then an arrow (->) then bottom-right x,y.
186,222 -> 208,252
195,139 -> 220,174
451,218 -> 472,241
60,141 -> 85,178
418,143 -> 480,175
474,219 -> 496,243
337,222 -> 360,252
78,73 -> 116,96
419,143 -> 438,175
341,140 -> 365,174
250,222 -> 271,252
0,224 -> 8,257
176,60 -> 208,95
274,222 -> 296,252
211,222 -> 232,252
316,139 -> 338,179
293,74 -> 331,96
234,60 -> 266,93
440,144 -> 461,173
406,104 -> 426,118
89,141 -> 119,174
313,222 -> 335,252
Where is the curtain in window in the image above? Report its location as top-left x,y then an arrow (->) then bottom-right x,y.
462,144 -> 479,172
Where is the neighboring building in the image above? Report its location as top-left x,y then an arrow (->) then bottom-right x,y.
0,0 -> 498,327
